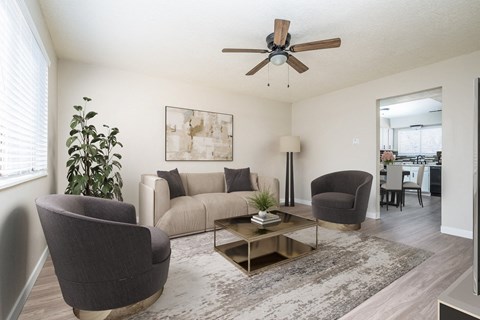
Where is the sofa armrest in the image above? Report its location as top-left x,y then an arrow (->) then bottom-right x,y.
139,174 -> 171,226
258,176 -> 280,204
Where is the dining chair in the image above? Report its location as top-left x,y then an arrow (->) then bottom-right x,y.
402,164 -> 425,207
379,163 -> 386,185
380,165 -> 404,211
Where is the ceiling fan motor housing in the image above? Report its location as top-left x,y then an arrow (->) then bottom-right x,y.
266,32 -> 291,50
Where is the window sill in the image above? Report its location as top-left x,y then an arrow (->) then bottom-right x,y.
0,172 -> 48,190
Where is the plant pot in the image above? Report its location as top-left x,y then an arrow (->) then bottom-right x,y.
258,210 -> 267,218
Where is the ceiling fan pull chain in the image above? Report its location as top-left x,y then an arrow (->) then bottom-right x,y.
287,65 -> 290,88
267,63 -> 270,87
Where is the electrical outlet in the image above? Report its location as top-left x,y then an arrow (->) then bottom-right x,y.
353,138 -> 360,145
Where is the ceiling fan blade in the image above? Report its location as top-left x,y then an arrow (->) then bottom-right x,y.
246,58 -> 269,76
290,38 -> 341,52
273,19 -> 291,47
287,54 -> 309,73
222,48 -> 269,53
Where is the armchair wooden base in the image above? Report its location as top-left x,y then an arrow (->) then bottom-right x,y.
318,220 -> 360,231
73,288 -> 163,320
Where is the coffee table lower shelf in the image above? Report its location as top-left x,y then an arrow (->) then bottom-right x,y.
214,234 -> 316,275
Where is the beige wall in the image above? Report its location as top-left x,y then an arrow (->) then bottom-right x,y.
0,0 -> 57,319
57,60 -> 291,210
292,50 -> 480,237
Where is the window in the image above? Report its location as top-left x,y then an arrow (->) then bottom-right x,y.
0,0 -> 49,188
397,126 -> 442,155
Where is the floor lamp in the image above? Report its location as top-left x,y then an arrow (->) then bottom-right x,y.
280,136 -> 300,207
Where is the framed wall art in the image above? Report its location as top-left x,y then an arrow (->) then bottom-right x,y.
165,106 -> 233,161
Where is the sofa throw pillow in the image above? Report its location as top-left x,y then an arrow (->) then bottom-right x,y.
224,167 -> 253,193
157,168 -> 186,199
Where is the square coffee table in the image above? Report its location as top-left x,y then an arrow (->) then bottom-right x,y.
213,210 -> 318,275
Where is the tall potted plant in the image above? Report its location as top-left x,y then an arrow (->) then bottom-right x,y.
65,97 -> 124,201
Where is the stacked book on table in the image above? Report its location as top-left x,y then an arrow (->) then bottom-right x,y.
251,212 -> 281,227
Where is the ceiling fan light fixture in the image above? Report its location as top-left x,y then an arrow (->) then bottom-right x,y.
269,50 -> 288,66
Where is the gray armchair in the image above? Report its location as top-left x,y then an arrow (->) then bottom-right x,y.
311,170 -> 373,230
35,194 -> 170,317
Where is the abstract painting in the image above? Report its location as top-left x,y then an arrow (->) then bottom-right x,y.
165,106 -> 233,161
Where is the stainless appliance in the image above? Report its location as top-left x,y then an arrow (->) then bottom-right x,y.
430,166 -> 441,197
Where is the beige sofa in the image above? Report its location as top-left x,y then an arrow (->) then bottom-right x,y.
139,172 -> 280,237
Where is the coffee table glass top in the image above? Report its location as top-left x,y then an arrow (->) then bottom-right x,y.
214,210 -> 316,242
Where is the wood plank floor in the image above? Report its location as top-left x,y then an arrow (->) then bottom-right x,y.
19,194 -> 473,320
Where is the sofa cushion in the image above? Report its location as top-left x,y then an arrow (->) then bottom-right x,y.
146,226 -> 171,264
193,193 -> 248,229
230,191 -> 258,214
185,172 -> 225,195
250,173 -> 259,191
312,192 -> 355,209
157,168 -> 186,199
224,167 -> 253,192
224,174 -> 259,192
156,196 -> 206,236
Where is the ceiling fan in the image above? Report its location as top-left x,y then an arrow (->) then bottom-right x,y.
222,19 -> 341,76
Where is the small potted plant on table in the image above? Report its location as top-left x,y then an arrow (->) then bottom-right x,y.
248,189 -> 278,218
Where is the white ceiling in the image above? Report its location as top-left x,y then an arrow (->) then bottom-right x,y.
379,87 -> 443,118
380,98 -> 442,118
38,0 -> 480,103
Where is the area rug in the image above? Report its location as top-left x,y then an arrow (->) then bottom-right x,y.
131,227 -> 432,320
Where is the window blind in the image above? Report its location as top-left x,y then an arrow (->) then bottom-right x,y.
0,0 -> 48,185
397,126 -> 442,155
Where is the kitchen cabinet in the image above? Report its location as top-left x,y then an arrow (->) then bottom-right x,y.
380,128 -> 394,150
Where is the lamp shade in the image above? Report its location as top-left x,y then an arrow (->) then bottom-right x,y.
280,136 -> 300,153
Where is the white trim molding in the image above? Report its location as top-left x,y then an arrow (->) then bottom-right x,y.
293,198 -> 311,206
366,210 -> 380,220
280,198 -> 311,206
7,247 -> 49,320
441,226 -> 473,239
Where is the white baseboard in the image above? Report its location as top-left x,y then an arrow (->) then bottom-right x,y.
7,247 -> 49,320
366,210 -> 380,219
280,198 -> 311,206
441,226 -> 473,239
294,198 -> 311,205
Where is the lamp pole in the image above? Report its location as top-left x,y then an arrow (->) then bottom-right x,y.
284,151 -> 295,206
280,136 -> 300,207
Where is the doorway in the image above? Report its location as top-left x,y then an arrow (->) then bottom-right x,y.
377,87 -> 443,219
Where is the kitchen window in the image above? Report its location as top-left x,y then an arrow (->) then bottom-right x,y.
397,126 -> 442,155
0,0 -> 49,188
